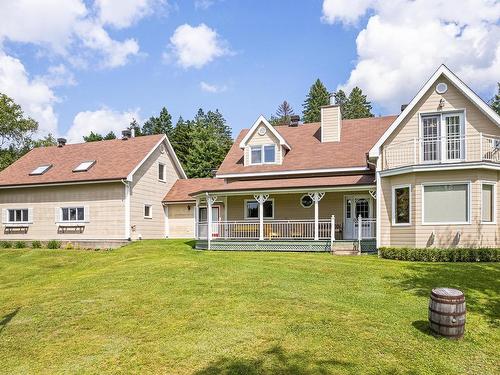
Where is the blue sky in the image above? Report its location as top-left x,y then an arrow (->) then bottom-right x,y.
0,0 -> 498,142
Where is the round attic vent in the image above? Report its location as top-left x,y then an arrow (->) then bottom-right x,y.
258,126 -> 267,136
436,82 -> 448,94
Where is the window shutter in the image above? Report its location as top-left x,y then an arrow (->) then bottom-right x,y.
84,206 -> 90,222
55,207 -> 60,223
28,208 -> 34,223
2,209 -> 8,224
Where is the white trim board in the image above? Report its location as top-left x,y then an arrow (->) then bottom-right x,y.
216,166 -> 370,179
379,161 -> 500,177
369,64 -> 500,159
239,115 -> 291,150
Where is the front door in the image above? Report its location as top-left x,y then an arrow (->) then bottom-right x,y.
199,206 -> 220,237
344,195 -> 371,240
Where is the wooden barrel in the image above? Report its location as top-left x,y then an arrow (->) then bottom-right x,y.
428,288 -> 466,339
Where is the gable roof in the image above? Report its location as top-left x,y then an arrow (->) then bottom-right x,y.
238,115 -> 291,150
217,115 -> 396,178
369,64 -> 500,158
0,134 -> 186,188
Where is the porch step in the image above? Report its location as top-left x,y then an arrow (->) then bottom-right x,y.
331,241 -> 359,255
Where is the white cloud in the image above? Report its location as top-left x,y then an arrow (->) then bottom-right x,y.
96,0 -> 164,29
194,0 -> 215,10
200,81 -> 227,93
0,53 -> 59,136
0,0 -> 144,68
322,0 -> 500,112
168,23 -> 231,69
36,64 -> 77,88
65,108 -> 140,143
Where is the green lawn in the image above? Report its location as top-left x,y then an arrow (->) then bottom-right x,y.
0,240 -> 498,374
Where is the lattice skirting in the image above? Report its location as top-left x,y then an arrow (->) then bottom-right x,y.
195,240 -> 377,252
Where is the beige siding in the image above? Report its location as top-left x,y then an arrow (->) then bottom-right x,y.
321,106 -> 341,142
379,170 -> 500,248
382,75 -> 500,169
0,183 -> 125,240
167,203 -> 195,238
244,123 -> 283,165
130,141 -> 182,239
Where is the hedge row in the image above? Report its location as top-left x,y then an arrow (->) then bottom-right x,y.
378,247 -> 499,262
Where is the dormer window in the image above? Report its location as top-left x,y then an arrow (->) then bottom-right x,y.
30,164 -> 52,175
73,160 -> 96,172
250,145 -> 276,165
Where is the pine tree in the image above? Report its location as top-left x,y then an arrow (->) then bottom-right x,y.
302,79 -> 330,123
490,83 -> 500,116
185,109 -> 232,178
343,87 -> 373,119
83,131 -> 103,142
271,100 -> 294,125
103,131 -> 116,140
333,89 -> 348,114
142,107 -> 173,137
171,116 -> 193,168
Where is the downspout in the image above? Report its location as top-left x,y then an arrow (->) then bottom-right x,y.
121,179 -> 131,241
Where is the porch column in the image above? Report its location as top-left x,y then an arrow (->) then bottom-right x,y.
308,192 -> 325,241
254,194 -> 269,241
194,197 -> 200,240
206,194 -> 217,248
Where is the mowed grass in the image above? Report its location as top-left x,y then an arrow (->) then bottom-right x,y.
0,240 -> 498,374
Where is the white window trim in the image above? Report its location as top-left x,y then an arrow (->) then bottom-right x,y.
392,184 -> 412,226
421,181 -> 472,225
480,181 -> 497,225
58,206 -> 87,224
4,208 -> 32,224
300,194 -> 314,209
144,204 -> 153,219
158,163 -> 166,182
418,109 -> 467,164
248,144 -> 278,165
244,198 -> 275,219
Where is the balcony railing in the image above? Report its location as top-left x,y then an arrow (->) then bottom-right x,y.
382,133 -> 500,170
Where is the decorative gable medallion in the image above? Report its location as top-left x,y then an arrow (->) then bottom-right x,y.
257,126 -> 267,136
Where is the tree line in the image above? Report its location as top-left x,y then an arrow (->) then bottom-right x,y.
1,81 -> 500,174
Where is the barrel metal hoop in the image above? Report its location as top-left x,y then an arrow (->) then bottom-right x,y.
428,307 -> 467,316
428,319 -> 466,328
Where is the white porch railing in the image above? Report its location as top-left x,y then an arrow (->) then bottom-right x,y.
382,133 -> 500,169
197,218 -> 376,242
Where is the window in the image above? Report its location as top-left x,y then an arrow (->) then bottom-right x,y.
250,146 -> 262,164
61,207 -> 85,222
249,144 -> 277,165
392,186 -> 411,225
158,163 -> 166,181
73,160 -> 95,172
482,183 -> 495,223
144,204 -> 152,219
300,195 -> 313,208
423,183 -> 469,224
30,164 -> 52,175
7,209 -> 29,223
245,200 -> 273,219
264,145 -> 276,163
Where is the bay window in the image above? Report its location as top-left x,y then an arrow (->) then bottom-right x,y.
481,183 -> 495,223
423,183 -> 469,224
392,185 -> 411,225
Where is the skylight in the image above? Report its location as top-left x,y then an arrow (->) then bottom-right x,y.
29,164 -> 52,176
73,160 -> 96,172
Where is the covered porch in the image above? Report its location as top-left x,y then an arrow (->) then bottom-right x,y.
193,183 -> 377,253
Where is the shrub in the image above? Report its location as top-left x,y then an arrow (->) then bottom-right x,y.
0,241 -> 12,248
47,240 -> 61,249
14,241 -> 26,249
31,240 -> 42,249
379,247 -> 499,262
65,242 -> 74,250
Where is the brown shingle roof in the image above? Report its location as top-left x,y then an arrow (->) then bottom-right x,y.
163,174 -> 375,201
216,116 -> 397,176
163,178 -> 226,202
0,134 -> 166,187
